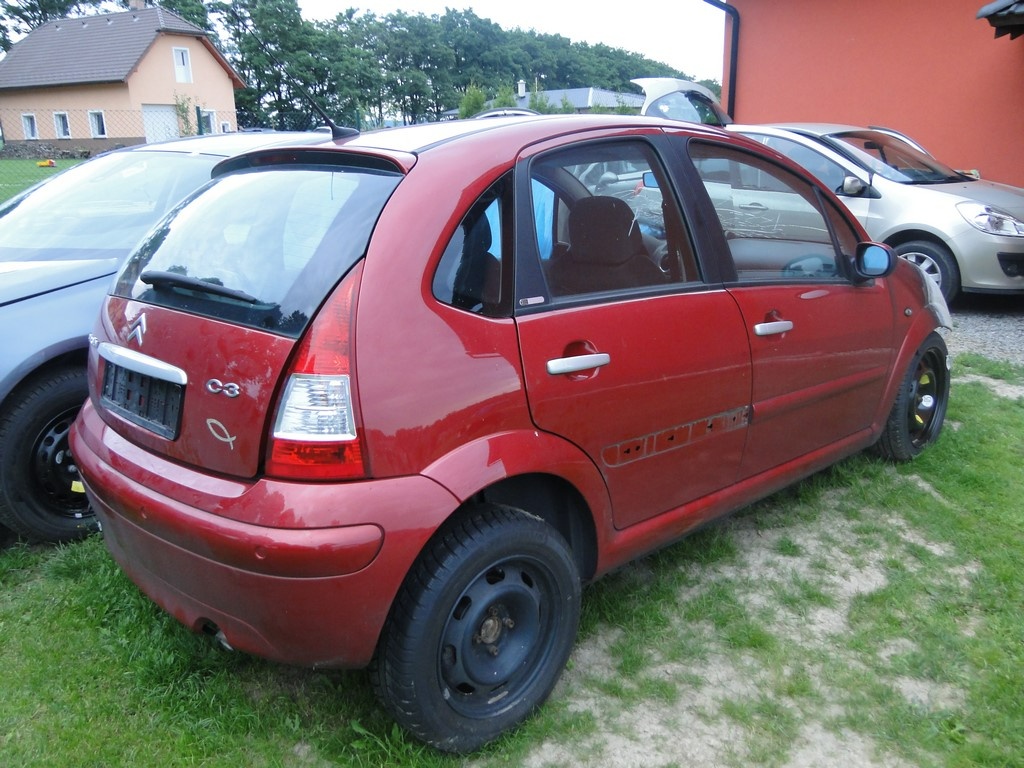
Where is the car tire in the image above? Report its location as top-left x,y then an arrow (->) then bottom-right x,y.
0,367 -> 95,543
370,502 -> 581,753
875,332 -> 949,461
894,240 -> 960,303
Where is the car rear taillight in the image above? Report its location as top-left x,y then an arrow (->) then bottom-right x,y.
265,263 -> 367,480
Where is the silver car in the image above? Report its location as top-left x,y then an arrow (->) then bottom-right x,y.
732,123 -> 1024,301
0,131 -> 329,543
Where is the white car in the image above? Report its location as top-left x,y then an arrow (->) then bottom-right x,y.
731,123 -> 1024,301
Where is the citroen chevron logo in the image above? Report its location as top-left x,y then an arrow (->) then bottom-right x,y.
126,313 -> 147,346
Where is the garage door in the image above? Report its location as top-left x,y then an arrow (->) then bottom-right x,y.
142,104 -> 179,143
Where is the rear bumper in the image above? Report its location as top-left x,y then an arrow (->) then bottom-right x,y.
71,400 -> 459,668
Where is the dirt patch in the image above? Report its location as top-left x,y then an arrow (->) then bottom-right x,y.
472,482 -> 975,768
954,373 -> 1024,400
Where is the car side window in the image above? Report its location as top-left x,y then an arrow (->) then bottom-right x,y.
758,135 -> 848,193
690,142 -> 846,283
529,140 -> 700,300
433,177 -> 507,316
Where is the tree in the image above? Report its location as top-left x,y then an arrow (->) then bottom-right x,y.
202,3 -> 710,129
492,84 -> 516,108
458,83 -> 486,118
153,0 -> 211,30
528,83 -> 556,114
316,10 -> 386,129
211,0 -> 326,130
376,11 -> 456,124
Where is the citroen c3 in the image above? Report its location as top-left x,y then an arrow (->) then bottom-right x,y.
70,114 -> 951,752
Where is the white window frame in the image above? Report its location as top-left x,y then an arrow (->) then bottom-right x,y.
173,46 -> 192,83
199,109 -> 216,135
21,113 -> 38,140
53,111 -> 71,139
88,110 -> 107,138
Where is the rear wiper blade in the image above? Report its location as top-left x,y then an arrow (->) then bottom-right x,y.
140,270 -> 258,303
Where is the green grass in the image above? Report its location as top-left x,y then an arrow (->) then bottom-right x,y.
0,157 -> 83,202
3,354 -> 1024,766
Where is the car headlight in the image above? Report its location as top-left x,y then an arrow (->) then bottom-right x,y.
956,201 -> 1024,237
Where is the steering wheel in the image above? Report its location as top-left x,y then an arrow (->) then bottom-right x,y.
781,254 -> 836,279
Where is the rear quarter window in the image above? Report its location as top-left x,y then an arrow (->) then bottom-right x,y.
113,164 -> 400,336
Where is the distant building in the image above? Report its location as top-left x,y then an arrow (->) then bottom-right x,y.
512,81 -> 643,114
0,5 -> 243,155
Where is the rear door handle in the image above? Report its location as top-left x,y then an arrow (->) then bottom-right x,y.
546,353 -> 611,375
754,320 -> 794,336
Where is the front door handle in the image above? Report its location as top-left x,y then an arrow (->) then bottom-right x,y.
546,353 -> 611,375
754,320 -> 794,336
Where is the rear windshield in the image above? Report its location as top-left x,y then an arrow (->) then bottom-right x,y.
112,164 -> 401,337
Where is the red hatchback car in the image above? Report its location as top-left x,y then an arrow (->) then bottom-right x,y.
71,114 -> 950,752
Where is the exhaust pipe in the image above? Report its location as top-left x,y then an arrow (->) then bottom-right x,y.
200,621 -> 234,651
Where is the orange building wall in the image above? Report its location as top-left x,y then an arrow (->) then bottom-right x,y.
724,0 -> 1024,187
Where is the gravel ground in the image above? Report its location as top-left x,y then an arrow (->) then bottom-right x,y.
945,293 -> 1024,366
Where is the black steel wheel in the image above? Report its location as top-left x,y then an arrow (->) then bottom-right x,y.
0,367 -> 94,542
875,332 -> 949,461
371,503 -> 580,753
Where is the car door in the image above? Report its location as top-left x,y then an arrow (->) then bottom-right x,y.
689,141 -> 895,478
513,136 -> 752,530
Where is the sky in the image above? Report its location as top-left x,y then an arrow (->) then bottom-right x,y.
296,0 -> 726,82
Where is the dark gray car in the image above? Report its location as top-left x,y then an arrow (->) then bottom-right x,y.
0,131 -> 329,542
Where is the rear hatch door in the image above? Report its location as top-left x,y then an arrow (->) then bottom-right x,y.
91,152 -> 402,478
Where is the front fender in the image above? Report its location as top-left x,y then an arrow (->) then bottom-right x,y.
874,261 -> 951,427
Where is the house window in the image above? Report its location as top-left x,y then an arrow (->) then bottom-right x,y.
173,47 -> 192,83
89,110 -> 107,138
22,113 -> 38,140
54,112 -> 71,139
199,109 -> 216,135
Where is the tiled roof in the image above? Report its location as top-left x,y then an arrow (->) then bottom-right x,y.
0,7 -> 238,90
978,0 -> 1024,39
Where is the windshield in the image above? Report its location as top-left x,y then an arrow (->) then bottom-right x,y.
113,163 -> 401,337
824,130 -> 966,184
0,150 -> 219,263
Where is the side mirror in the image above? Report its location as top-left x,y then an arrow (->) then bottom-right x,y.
841,175 -> 867,196
854,242 -> 895,280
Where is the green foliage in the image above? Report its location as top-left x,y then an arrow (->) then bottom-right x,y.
528,84 -> 556,114
0,157 -> 84,202
458,83 -> 486,119
206,1 -> 698,129
173,93 -> 196,136
155,0 -> 211,29
493,84 -> 517,108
